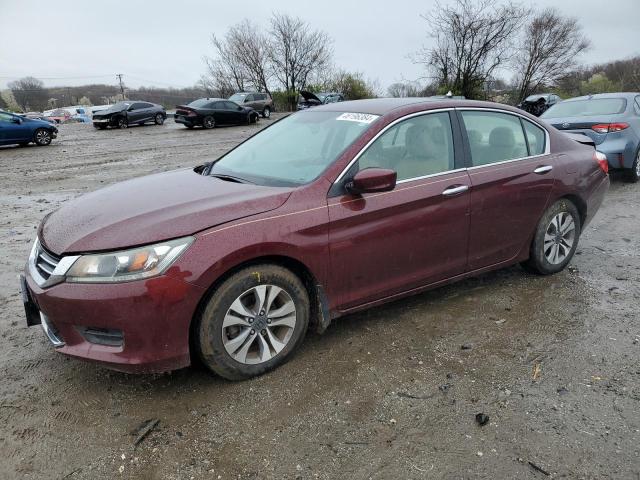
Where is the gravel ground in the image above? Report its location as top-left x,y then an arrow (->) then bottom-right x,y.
0,120 -> 638,479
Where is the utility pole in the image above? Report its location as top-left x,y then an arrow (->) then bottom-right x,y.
116,74 -> 125,100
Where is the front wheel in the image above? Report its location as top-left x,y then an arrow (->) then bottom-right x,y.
154,113 -> 165,125
262,106 -> 271,118
197,265 -> 310,380
624,149 -> 640,183
117,117 -> 128,129
34,128 -> 52,146
522,199 -> 581,275
203,116 -> 215,129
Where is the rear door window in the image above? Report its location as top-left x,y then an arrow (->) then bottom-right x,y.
522,119 -> 546,156
460,111 -> 528,166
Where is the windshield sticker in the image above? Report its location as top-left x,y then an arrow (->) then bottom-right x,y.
336,113 -> 379,124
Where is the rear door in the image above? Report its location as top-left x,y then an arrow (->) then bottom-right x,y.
458,109 -> 556,270
328,110 -> 471,309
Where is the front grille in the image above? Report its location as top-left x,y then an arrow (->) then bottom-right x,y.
35,244 -> 61,281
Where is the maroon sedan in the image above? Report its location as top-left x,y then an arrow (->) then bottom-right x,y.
21,99 -> 609,380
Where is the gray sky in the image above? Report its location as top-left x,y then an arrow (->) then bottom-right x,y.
1,0 -> 638,92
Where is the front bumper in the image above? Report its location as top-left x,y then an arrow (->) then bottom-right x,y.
22,270 -> 205,373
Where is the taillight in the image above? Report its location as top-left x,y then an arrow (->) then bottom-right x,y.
591,123 -> 629,134
594,151 -> 609,174
187,110 -> 197,117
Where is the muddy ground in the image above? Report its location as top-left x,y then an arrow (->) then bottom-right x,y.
0,120 -> 638,480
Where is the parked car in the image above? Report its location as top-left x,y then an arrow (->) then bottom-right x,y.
175,98 -> 259,129
0,110 -> 58,146
517,93 -> 561,117
297,91 -> 345,110
229,92 -> 273,118
541,92 -> 640,182
44,108 -> 71,124
20,98 -> 609,379
91,101 -> 166,129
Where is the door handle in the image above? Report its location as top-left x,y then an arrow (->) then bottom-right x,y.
533,165 -> 553,174
442,185 -> 469,196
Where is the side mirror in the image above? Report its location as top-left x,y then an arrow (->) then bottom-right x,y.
346,168 -> 397,195
127,106 -> 134,112
244,98 -> 250,103
11,117 -> 22,124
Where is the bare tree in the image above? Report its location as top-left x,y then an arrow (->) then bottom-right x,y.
8,77 -> 49,111
202,20 -> 272,98
514,8 -> 590,101
268,13 -> 332,109
414,0 -> 529,99
228,20 -> 272,95
387,81 -> 424,98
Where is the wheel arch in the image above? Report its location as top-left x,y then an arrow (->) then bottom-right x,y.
188,254 -> 331,365
558,194 -> 587,228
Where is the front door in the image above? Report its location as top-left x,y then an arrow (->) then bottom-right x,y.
457,109 -> 556,270
0,112 -> 25,143
328,110 -> 471,309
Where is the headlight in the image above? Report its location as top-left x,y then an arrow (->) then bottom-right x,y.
65,236 -> 194,283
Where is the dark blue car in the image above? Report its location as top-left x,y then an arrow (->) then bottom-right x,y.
0,110 -> 58,147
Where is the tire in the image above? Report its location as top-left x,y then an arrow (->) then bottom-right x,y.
203,116 -> 215,129
624,148 -> 640,183
249,113 -> 258,124
33,128 -> 52,146
154,113 -> 165,125
262,106 -> 271,118
522,199 -> 581,275
117,117 -> 128,129
197,264 -> 310,380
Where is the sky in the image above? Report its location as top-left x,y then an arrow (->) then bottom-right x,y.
0,0 -> 638,92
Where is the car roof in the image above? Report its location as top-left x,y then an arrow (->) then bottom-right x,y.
310,97 -> 522,116
562,92 -> 639,102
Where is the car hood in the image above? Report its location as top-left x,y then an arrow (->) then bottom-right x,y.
96,105 -> 126,115
40,169 -> 293,254
25,117 -> 55,128
299,91 -> 321,103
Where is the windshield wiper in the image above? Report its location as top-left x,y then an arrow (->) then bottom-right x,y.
209,173 -> 254,184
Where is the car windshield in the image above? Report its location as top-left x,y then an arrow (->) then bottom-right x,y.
188,99 -> 213,108
542,98 -> 627,118
229,94 -> 247,102
111,102 -> 130,109
209,111 -> 380,187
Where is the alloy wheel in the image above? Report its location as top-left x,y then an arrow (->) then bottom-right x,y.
636,150 -> 640,178
204,117 -> 215,129
222,285 -> 297,365
35,129 -> 51,145
544,212 -> 576,265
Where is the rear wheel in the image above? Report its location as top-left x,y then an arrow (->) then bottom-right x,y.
262,106 -> 271,118
203,116 -> 215,129
117,117 -> 128,129
624,148 -> 640,183
197,264 -> 310,380
522,199 -> 581,275
34,128 -> 52,146
154,113 -> 165,125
